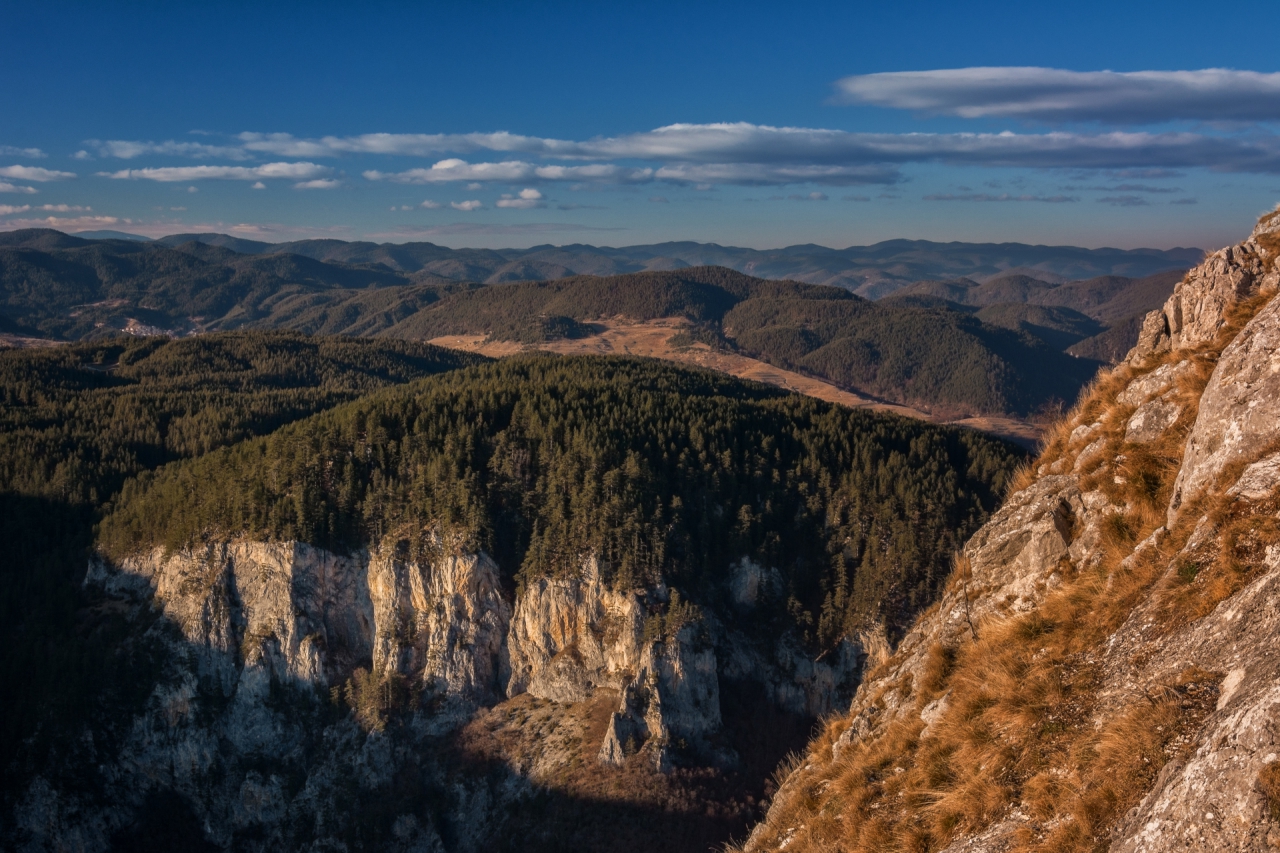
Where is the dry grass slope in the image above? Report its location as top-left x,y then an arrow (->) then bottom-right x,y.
734,284 -> 1278,853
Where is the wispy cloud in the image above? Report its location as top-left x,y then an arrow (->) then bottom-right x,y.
450,200 -> 483,211
0,165 -> 75,181
1059,183 -> 1183,193
364,160 -> 652,184
293,179 -> 341,189
836,67 -> 1280,123
782,191 -> 829,200
36,204 -> 91,212
0,205 -> 31,215
87,139 -> 253,160
0,146 -> 45,158
495,188 -> 545,208
100,162 -> 331,182
1097,195 -> 1150,207
924,193 -> 1078,202
341,124 -> 1280,182
238,130 -> 582,159
654,162 -> 899,186
369,222 -> 625,239
93,116 -> 1280,193
0,182 -> 38,194
0,215 -> 128,231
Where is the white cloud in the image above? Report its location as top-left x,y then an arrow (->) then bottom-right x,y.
451,200 -> 483,211
366,159 -> 535,184
87,139 -> 252,160
73,150 -> 93,160
0,165 -> 75,181
251,181 -> 266,189
0,205 -> 31,215
87,114 -> 1280,196
496,187 -> 546,208
466,182 -> 483,190
187,186 -> 199,193
294,179 -> 341,189
340,122 -> 1280,185
533,164 -> 653,182
0,182 -> 38,194
0,146 -> 45,158
835,67 -> 1280,123
36,204 -> 91,212
365,160 -> 654,185
100,162 -> 332,182
237,130 -> 581,158
419,199 -> 442,209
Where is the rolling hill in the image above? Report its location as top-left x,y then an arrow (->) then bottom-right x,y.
0,229 -> 1191,418
151,231 -> 1199,295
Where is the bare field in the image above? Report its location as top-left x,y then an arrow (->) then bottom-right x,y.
427,319 -> 1044,448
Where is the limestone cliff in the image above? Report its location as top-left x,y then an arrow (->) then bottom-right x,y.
740,206 -> 1280,853
13,516 -> 873,851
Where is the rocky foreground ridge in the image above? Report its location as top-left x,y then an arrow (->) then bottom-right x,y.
740,208 -> 1280,852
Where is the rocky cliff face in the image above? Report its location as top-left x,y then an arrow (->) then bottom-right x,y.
740,207 -> 1280,853
14,519 -> 870,851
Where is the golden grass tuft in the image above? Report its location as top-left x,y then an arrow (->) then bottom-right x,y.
1259,761 -> 1280,821
731,288 -> 1280,853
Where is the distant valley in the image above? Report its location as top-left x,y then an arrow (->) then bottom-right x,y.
0,229 -> 1196,428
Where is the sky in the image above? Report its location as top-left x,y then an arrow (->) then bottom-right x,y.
3,0 -> 1280,251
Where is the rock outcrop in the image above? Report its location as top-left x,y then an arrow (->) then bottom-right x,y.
1169,291 -> 1280,521
505,556 -> 647,704
1130,210 -> 1280,362
742,205 -> 1280,853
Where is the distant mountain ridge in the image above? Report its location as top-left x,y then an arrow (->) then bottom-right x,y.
0,228 -> 1195,417
152,231 -> 1202,295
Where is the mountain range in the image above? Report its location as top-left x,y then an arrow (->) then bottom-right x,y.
145,231 -> 1200,296
0,228 -> 1199,419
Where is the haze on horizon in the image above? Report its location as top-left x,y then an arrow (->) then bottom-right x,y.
4,0 -> 1280,252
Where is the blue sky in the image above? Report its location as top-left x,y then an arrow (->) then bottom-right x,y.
3,0 -> 1280,250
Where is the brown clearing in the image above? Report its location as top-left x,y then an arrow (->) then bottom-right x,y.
428,318 -> 1043,447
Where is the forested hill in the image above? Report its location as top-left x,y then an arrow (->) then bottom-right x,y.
0,231 -> 1101,416
2,343 -> 1022,851
0,227 -> 1177,417
146,230 -> 1199,295
0,332 -> 483,781
0,332 -> 485,504
385,268 -> 1101,416
99,354 -> 1023,646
